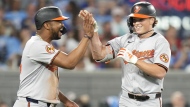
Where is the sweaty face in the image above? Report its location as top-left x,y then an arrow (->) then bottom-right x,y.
49,20 -> 64,40
132,17 -> 153,35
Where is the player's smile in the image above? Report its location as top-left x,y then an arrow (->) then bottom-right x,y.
59,27 -> 63,36
134,25 -> 142,31
133,18 -> 146,33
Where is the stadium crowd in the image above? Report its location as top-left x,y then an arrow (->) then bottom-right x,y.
0,0 -> 189,72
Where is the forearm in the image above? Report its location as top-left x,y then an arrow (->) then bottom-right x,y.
90,32 -> 106,60
67,37 -> 89,67
135,60 -> 166,79
58,91 -> 70,104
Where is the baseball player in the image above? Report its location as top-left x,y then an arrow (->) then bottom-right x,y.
86,1 -> 171,107
13,6 -> 95,107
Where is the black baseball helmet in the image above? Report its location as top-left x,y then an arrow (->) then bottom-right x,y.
129,1 -> 156,18
34,6 -> 69,30
127,2 -> 156,33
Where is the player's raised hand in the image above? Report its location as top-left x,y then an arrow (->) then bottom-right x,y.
79,10 -> 98,33
64,100 -> 79,107
82,13 -> 95,38
117,48 -> 138,64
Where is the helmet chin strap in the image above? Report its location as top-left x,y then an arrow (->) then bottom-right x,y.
137,29 -> 154,36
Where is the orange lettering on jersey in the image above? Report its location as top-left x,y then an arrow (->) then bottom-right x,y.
134,6 -> 141,13
46,45 -> 55,54
46,65 -> 58,72
132,49 -> 155,60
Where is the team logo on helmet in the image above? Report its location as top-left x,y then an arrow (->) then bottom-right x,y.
160,53 -> 169,63
134,6 -> 141,13
46,45 -> 55,54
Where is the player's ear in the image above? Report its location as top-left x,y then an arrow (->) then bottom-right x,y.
149,17 -> 154,25
43,22 -> 51,30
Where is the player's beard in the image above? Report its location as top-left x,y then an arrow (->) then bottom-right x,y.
50,27 -> 61,40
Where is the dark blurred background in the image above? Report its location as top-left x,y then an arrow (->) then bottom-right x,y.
0,0 -> 190,107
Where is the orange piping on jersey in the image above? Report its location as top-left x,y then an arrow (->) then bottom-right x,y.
155,63 -> 168,72
50,51 -> 60,65
46,65 -> 58,72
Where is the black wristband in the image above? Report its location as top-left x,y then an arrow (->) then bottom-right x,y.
84,35 -> 92,39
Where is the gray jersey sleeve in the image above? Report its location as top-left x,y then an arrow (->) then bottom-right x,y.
154,37 -> 171,70
107,34 -> 130,58
27,41 -> 59,64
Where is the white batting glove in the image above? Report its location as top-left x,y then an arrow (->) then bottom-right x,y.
117,48 -> 138,64
78,10 -> 98,32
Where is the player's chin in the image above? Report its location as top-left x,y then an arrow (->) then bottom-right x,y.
53,34 -> 61,40
136,30 -> 143,35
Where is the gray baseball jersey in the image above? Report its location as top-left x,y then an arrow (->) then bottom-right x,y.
17,35 -> 60,104
107,32 -> 171,94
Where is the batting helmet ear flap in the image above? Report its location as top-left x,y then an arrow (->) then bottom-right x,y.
127,16 -> 134,33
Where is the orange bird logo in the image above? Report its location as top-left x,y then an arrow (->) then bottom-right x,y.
134,6 -> 141,13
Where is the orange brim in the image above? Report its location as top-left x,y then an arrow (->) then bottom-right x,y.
52,16 -> 69,21
129,13 -> 152,18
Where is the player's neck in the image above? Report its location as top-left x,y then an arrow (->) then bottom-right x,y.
36,31 -> 51,43
138,29 -> 154,39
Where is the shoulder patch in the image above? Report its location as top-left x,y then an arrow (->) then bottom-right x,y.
160,53 -> 169,63
45,45 -> 55,54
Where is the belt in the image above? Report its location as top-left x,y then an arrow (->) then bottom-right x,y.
18,97 -> 57,107
128,93 -> 161,101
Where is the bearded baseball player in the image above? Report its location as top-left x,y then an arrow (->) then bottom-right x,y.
13,6 -> 95,107
84,1 -> 171,107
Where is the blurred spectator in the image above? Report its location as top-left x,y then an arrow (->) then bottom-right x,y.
182,37 -> 190,72
35,0 -> 52,10
65,1 -> 80,29
4,0 -> 27,30
163,91 -> 190,107
165,26 -> 182,69
83,0 -> 97,16
75,94 -> 91,107
106,96 -> 119,107
0,21 -> 9,70
110,7 -> 129,36
98,96 -> 119,107
5,23 -> 22,70
18,28 -> 31,49
171,37 -> 190,71
95,1 -> 111,31
21,3 -> 36,35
